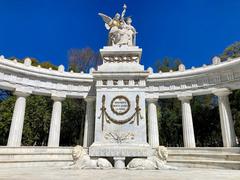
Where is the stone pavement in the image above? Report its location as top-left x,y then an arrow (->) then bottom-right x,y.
0,167 -> 240,180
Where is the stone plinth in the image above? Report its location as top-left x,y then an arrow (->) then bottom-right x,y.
90,46 -> 150,158
89,144 -> 152,157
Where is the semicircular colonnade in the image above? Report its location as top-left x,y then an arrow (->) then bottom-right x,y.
0,55 -> 239,148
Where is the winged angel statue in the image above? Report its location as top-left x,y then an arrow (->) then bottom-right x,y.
98,4 -> 137,46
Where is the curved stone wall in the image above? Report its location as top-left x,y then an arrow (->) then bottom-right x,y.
146,57 -> 240,98
1,55 -> 240,98
0,56 -> 93,98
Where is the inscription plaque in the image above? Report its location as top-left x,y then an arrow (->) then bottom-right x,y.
111,96 -> 130,115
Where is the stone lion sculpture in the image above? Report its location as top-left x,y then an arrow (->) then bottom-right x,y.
66,145 -> 112,169
127,146 -> 177,170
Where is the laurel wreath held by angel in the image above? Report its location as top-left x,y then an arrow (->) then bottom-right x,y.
98,4 -> 137,46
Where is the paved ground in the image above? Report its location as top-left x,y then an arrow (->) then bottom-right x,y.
0,167 -> 240,180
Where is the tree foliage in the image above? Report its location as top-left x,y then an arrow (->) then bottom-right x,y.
191,96 -> 222,147
158,99 -> 183,146
0,95 -> 15,145
60,98 -> 85,146
22,95 -> 52,146
154,57 -> 182,72
220,41 -> 240,61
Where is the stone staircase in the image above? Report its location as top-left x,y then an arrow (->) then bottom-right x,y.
0,147 -> 73,167
0,146 -> 240,169
167,147 -> 240,170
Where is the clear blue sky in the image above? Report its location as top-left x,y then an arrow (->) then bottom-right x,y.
0,0 -> 240,70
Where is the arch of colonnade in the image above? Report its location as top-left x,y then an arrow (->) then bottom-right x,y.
0,55 -> 240,148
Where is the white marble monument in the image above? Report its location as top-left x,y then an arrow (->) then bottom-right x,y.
0,3 -> 240,170
89,5 -> 152,168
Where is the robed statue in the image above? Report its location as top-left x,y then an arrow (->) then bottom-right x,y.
98,4 -> 137,46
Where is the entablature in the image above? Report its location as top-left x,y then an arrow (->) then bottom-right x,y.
146,57 -> 240,98
0,57 -> 94,98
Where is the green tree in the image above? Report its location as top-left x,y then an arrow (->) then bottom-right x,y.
220,41 -> 240,61
158,99 -> 183,146
22,95 -> 52,146
60,99 -> 86,146
155,57 -> 182,72
0,95 -> 15,145
191,96 -> 222,147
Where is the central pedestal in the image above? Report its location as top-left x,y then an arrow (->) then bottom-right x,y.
90,47 -> 151,166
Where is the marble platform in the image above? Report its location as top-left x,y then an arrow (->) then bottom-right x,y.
0,167 -> 240,180
1,147 -> 240,169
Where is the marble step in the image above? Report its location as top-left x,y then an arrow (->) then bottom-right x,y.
0,147 -> 240,169
168,159 -> 240,170
0,154 -> 72,161
0,147 -> 73,167
167,147 -> 240,154
167,147 -> 240,169
168,153 -> 240,161
0,160 -> 70,168
0,146 -> 73,154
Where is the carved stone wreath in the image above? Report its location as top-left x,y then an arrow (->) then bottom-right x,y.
110,95 -> 130,115
98,95 -> 142,130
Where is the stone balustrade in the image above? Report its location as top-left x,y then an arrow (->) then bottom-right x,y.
0,57 -> 93,98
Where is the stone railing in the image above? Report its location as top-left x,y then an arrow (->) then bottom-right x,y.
146,57 -> 240,99
0,56 -> 93,98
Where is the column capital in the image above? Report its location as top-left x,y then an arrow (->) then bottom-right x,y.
85,96 -> 96,103
213,88 -> 231,97
14,88 -> 32,97
178,93 -> 192,101
146,98 -> 158,103
51,94 -> 66,101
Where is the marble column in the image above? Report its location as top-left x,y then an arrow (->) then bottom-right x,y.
213,89 -> 236,147
7,90 -> 30,147
48,95 -> 65,147
178,94 -> 196,148
83,97 -> 95,147
147,99 -> 159,147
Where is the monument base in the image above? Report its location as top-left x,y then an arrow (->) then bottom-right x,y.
0,147 -> 239,169
89,143 -> 152,157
